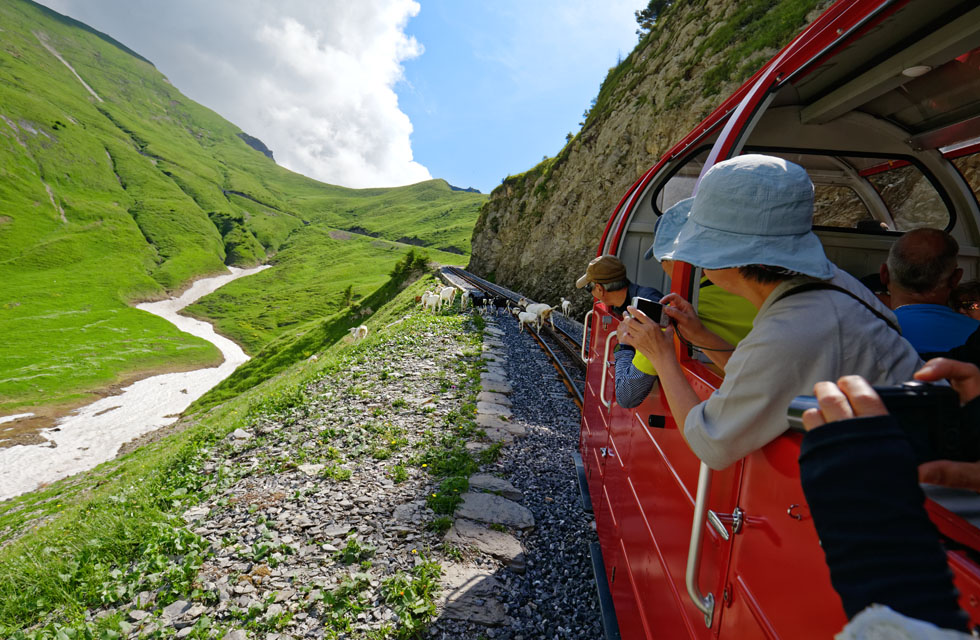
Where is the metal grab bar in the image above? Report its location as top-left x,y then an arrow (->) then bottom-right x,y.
686,462 -> 716,628
599,331 -> 617,409
580,310 -> 594,363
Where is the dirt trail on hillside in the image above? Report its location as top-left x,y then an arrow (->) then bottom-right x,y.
0,265 -> 268,502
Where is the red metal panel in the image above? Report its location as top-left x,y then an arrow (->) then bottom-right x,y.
949,552 -> 980,626
719,438 -> 848,639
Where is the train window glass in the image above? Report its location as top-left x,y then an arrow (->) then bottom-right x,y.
866,165 -> 949,231
951,152 -> 980,203
653,148 -> 710,215
813,185 -> 869,228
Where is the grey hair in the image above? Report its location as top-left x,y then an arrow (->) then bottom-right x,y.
886,228 -> 959,294
600,279 -> 629,292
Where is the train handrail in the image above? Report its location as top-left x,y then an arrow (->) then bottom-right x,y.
686,461 -> 716,628
599,331 -> 617,409
580,310 -> 594,363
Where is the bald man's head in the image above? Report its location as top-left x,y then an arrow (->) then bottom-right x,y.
884,228 -> 962,302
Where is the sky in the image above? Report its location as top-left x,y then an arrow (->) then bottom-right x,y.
35,0 -> 643,193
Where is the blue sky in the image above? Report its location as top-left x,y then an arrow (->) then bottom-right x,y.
397,2 -> 642,192
36,0 -> 643,193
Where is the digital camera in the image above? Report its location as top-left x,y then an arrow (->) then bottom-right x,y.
788,381 -> 979,463
631,296 -> 671,328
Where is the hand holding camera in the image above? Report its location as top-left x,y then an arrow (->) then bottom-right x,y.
792,362 -> 980,489
630,296 -> 671,328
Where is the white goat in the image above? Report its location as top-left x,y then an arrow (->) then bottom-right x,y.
517,310 -> 539,333
561,297 -> 571,316
439,286 -> 457,310
460,290 -> 472,309
348,325 -> 368,341
525,303 -> 555,330
421,291 -> 440,313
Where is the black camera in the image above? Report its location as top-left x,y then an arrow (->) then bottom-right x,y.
631,296 -> 670,328
788,381 -> 980,463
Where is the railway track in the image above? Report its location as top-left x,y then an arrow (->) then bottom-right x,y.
443,266 -> 586,410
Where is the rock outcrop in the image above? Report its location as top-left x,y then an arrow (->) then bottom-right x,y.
468,0 -> 833,316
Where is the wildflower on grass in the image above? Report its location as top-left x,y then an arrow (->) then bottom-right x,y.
411,549 -> 418,554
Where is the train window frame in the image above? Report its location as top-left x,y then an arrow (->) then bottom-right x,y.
650,145 -> 957,234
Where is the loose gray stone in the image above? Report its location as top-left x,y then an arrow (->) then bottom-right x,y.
484,326 -> 504,337
480,372 -> 508,385
481,379 -> 513,394
438,564 -> 509,626
297,464 -> 324,476
484,365 -> 507,378
320,524 -> 352,538
128,610 -> 150,622
477,391 -> 512,407
476,413 -> 525,436
476,401 -> 512,418
468,474 -> 522,501
182,506 -> 209,523
222,631 -> 247,640
229,429 -> 252,441
481,427 -> 515,444
456,493 -> 535,529
446,518 -> 526,573
161,600 -> 191,621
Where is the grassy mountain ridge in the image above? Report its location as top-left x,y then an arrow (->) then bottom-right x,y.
0,0 -> 486,415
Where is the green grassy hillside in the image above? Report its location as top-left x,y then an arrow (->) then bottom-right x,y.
0,0 -> 486,414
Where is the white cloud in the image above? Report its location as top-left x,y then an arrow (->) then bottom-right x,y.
36,0 -> 432,188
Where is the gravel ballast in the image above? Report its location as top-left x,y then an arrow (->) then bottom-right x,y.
64,303 -> 602,639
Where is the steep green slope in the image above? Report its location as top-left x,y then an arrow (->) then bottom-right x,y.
0,0 -> 486,415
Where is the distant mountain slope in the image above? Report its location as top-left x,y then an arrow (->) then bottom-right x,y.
0,0 -> 486,414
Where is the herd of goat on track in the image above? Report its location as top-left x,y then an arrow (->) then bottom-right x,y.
418,285 -> 572,333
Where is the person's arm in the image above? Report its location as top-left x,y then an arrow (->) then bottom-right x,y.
614,348 -> 655,409
660,293 -> 735,368
800,376 -> 969,632
619,306 -> 701,430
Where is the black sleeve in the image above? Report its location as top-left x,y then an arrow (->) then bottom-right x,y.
932,326 -> 980,368
799,416 -> 969,631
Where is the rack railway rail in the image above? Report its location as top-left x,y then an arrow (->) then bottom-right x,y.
442,266 -> 586,409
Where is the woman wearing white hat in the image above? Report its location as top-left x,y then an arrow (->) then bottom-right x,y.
618,154 -> 922,470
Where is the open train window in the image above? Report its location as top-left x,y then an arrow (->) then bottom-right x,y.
652,147 -> 951,233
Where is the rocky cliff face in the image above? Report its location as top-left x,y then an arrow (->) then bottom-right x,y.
468,0 -> 831,315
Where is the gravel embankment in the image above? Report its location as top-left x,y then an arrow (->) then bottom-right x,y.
83,305 -> 601,639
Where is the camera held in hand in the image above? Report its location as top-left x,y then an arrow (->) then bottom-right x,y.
631,296 -> 671,328
788,381 -> 980,463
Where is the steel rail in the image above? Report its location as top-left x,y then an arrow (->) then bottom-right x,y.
443,267 -> 585,408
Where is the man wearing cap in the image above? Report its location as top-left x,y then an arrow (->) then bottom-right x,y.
618,154 -> 922,470
576,255 -> 664,407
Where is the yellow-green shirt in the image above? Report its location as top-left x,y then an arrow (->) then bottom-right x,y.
632,280 -> 757,375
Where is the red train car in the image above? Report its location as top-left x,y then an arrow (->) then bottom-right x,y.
580,0 -> 980,637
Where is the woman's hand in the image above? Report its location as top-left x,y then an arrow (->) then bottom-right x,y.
801,375 -> 888,431
659,292 -> 706,340
620,305 -> 678,368
914,358 -> 980,405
